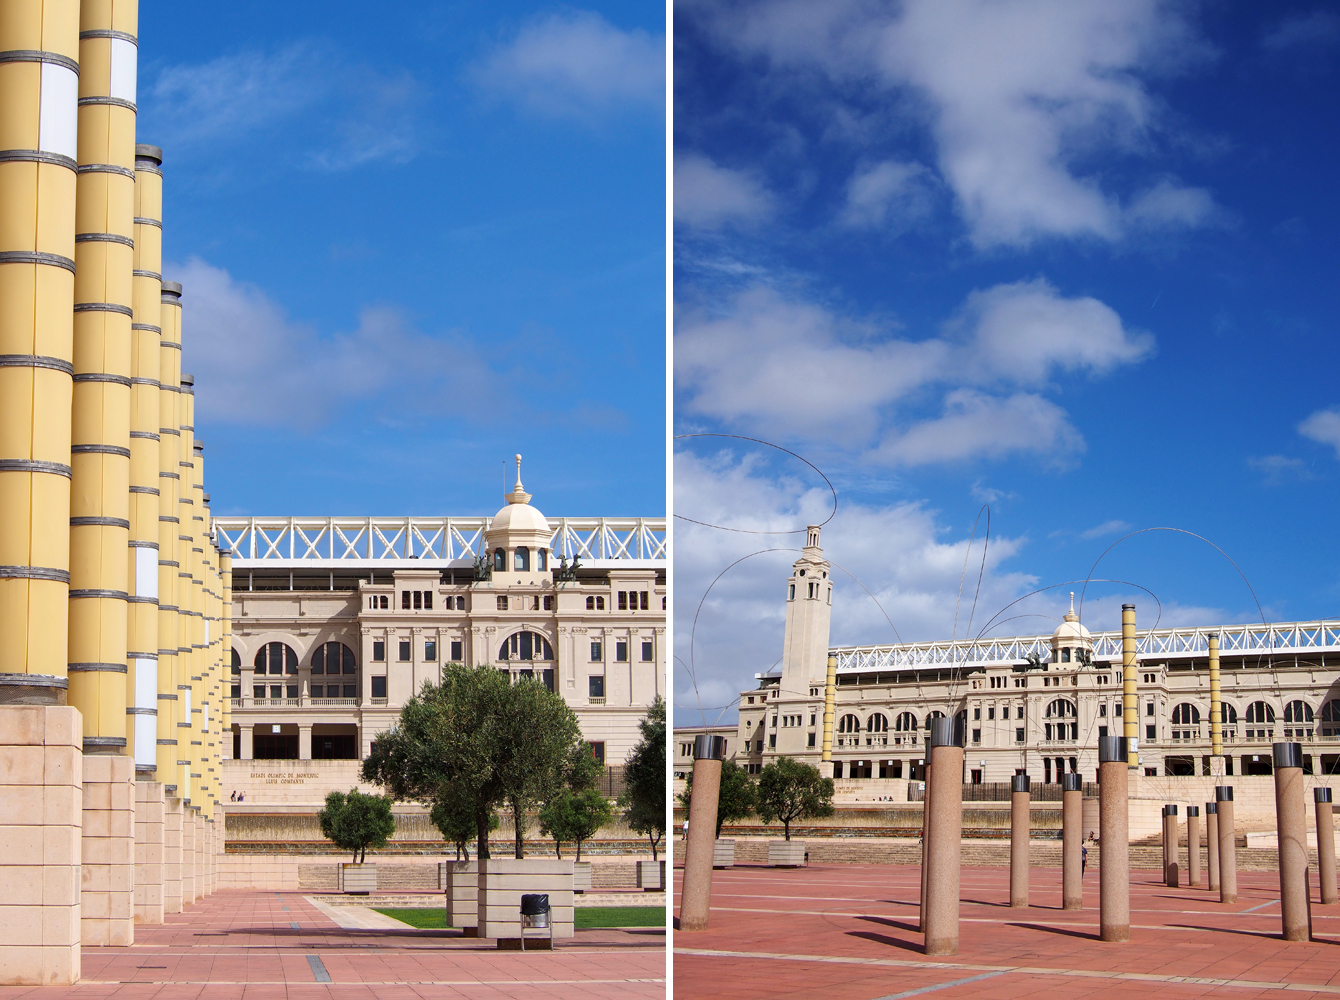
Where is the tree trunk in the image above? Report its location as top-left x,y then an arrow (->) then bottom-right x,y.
784,819 -> 791,841
477,809 -> 491,860
512,798 -> 525,859
576,837 -> 583,863
650,832 -> 658,862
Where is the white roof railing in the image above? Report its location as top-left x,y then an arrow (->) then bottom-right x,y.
831,619 -> 1340,673
212,516 -> 666,568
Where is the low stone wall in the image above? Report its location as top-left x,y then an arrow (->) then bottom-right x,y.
219,853 -> 649,891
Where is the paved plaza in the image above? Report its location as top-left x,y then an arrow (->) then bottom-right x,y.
674,862 -> 1340,999
0,891 -> 665,999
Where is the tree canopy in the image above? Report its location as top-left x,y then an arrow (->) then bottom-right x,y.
538,787 -> 613,862
679,758 -> 756,838
620,697 -> 666,859
430,784 -> 499,860
317,789 -> 396,863
756,756 -> 834,841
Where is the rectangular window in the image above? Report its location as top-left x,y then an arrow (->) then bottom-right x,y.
1115,703 -> 1123,717
413,591 -> 422,610
286,684 -> 298,699
425,591 -> 433,610
373,640 -> 385,661
1146,724 -> 1156,741
1017,706 -> 1024,719
640,591 -> 649,610
590,642 -> 602,661
402,591 -> 410,609
618,591 -> 628,611
253,685 -> 265,699
342,684 -> 356,698
311,684 -> 324,698
973,708 -> 981,721
589,675 -> 604,698
371,676 -> 387,699
543,595 -> 554,610
988,707 -> 995,720
756,740 -> 763,753
615,641 -> 628,661
425,640 -> 437,660
588,741 -> 605,766
1099,725 -> 1108,738
641,641 -> 653,662
789,584 -> 795,600
230,684 -> 240,699
972,728 -> 981,744
586,596 -> 595,610
1099,703 -> 1107,717
1016,728 -> 1025,742
270,685 -> 282,699
497,596 -> 508,610
807,732 -> 816,747
450,640 -> 462,661
1146,702 -> 1154,716
398,640 -> 411,661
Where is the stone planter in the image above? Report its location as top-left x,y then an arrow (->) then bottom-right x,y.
442,860 -> 478,936
338,863 -> 376,894
768,840 -> 806,868
636,859 -> 665,891
713,838 -> 736,869
573,861 -> 592,893
478,857 -> 575,948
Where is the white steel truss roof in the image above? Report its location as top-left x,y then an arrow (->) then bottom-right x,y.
831,620 -> 1340,673
212,516 -> 666,568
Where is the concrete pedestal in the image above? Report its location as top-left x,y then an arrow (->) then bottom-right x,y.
1062,775 -> 1082,911
0,705 -> 84,986
180,810 -> 196,904
923,734 -> 964,956
1206,804 -> 1219,892
1316,789 -> 1337,905
477,857 -> 574,948
767,841 -> 806,868
1217,787 -> 1237,905
1010,777 -> 1030,908
162,797 -> 183,914
81,754 -> 136,946
1273,744 -> 1309,941
713,838 -> 735,869
573,861 -> 592,893
338,863 -> 377,894
196,814 -> 208,899
443,860 -> 478,935
1187,807 -> 1201,888
679,740 -> 724,931
1098,738 -> 1129,943
637,859 -> 665,889
134,781 -> 166,924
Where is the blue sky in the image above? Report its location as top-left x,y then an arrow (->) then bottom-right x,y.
137,0 -> 665,519
673,0 -> 1340,724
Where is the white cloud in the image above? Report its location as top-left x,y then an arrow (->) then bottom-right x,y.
840,159 -> 935,230
1262,11 -> 1340,51
1299,408 -> 1340,458
674,153 -> 775,229
1081,519 -> 1132,540
1247,455 -> 1314,485
689,0 -> 1219,247
144,42 -> 419,169
675,278 -> 1151,465
175,258 -> 488,430
475,10 -> 664,118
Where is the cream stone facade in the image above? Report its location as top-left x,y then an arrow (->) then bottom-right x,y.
218,460 -> 666,803
674,526 -> 1340,801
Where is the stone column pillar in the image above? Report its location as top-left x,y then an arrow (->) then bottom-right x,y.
81,754 -> 135,946
1216,786 -> 1237,904
1317,787 -> 1337,905
924,718 -> 964,956
1098,736 -> 1129,942
1163,805 -> 1179,888
1010,773 -> 1030,908
299,724 -> 312,761
1062,772 -> 1082,910
178,805 -> 195,905
1187,806 -> 1201,888
194,811 -> 206,901
1206,802 -> 1219,891
162,795 -> 182,913
1273,743 -> 1309,941
239,723 -> 253,760
678,734 -> 725,931
0,705 -> 83,985
919,758 -> 931,931
134,779 -> 165,923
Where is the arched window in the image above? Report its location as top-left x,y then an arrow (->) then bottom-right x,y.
311,642 -> 357,675
498,630 -> 553,661
925,710 -> 945,729
515,547 -> 530,571
230,647 -> 241,675
838,714 -> 860,733
1171,703 -> 1200,725
895,712 -> 917,731
493,548 -> 505,571
868,713 -> 888,732
254,642 -> 297,675
537,548 -> 547,571
1045,699 -> 1076,718
1284,700 -> 1314,739
1321,700 -> 1340,737
1245,700 -> 1275,739
1045,700 -> 1077,742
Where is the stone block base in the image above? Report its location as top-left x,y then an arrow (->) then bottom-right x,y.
443,861 -> 477,929
768,840 -> 807,867
0,705 -> 84,985
478,857 -> 575,944
162,797 -> 183,914
574,861 -> 592,892
82,753 -> 135,946
637,859 -> 665,890
134,781 -> 165,924
714,838 -> 736,869
338,863 -> 377,894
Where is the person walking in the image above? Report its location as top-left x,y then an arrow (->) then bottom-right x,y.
1082,841 -> 1089,876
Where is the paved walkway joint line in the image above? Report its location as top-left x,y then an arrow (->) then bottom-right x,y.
307,954 -> 331,983
875,970 -> 1009,999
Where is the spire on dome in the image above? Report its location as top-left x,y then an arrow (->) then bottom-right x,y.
1065,591 -> 1078,623
505,453 -> 532,505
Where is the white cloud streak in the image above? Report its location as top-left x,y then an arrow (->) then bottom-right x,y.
475,10 -> 664,119
1299,408 -> 1340,458
674,152 -> 775,229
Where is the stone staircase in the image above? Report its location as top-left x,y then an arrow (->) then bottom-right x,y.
295,860 -> 644,891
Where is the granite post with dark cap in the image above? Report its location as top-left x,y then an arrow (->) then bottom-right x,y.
1163,805 -> 1179,887
1217,787 -> 1237,904
1206,802 -> 1220,891
1187,806 -> 1201,888
1274,742 -> 1309,941
678,734 -> 726,931
1317,787 -> 1337,905
1062,772 -> 1083,910
1010,773 -> 1030,908
924,717 -> 964,956
1099,735 -> 1130,942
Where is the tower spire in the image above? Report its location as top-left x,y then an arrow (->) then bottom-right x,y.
505,453 -> 532,505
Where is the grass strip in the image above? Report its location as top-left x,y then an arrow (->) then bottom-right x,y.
372,906 -> 666,930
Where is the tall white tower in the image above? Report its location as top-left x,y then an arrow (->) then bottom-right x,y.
779,526 -> 833,700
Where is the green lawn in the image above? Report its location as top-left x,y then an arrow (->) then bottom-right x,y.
373,906 -> 665,930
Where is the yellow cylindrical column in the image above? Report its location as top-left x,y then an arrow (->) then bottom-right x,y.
1122,604 -> 1138,769
820,654 -> 836,762
128,142 -> 161,775
175,368 -> 197,808
68,0 -> 138,755
157,279 -> 183,795
1208,632 -> 1222,765
0,2 -> 80,705
220,548 -> 232,751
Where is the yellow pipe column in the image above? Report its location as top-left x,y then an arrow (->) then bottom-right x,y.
1122,604 -> 1138,769
0,2 -> 79,706
220,547 -> 232,754
128,142 -> 161,774
157,279 -> 183,795
68,0 -> 138,754
820,653 -> 836,763
1208,632 -> 1222,774
179,372 -> 200,810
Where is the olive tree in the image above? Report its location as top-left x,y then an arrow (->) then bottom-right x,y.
539,787 -> 613,862
619,697 -> 666,859
678,758 -> 756,838
317,789 -> 396,863
430,785 -> 499,860
756,756 -> 834,841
